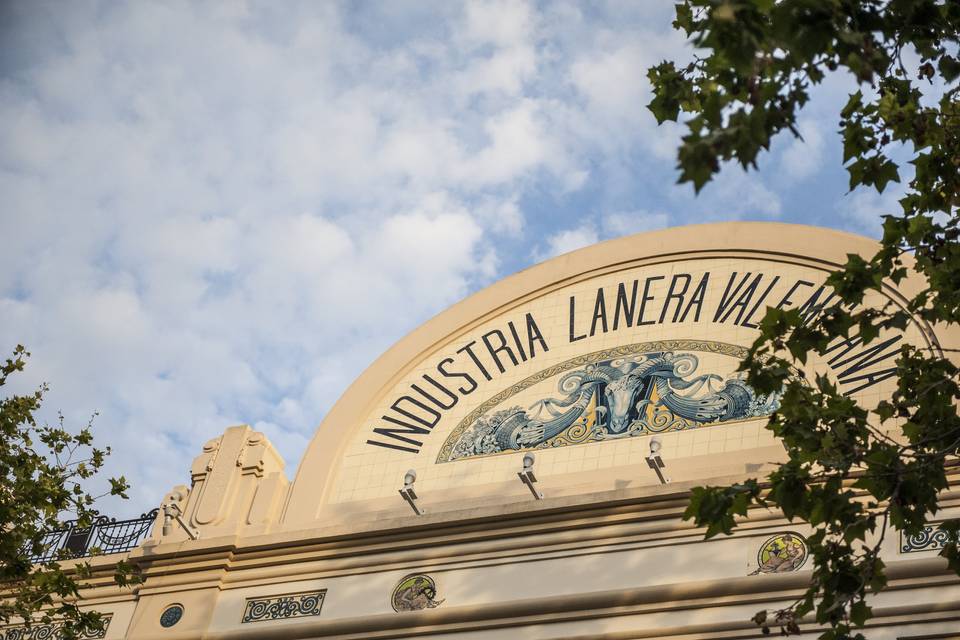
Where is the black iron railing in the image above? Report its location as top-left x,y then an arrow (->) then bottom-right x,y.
27,509 -> 159,564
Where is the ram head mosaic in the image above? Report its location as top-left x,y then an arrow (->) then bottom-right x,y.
437,340 -> 780,463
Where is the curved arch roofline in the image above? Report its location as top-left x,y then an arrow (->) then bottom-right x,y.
281,221 -> 942,527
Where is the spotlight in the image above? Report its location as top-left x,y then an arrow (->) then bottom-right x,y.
398,469 -> 424,515
646,437 -> 669,484
161,490 -> 199,540
517,452 -> 543,500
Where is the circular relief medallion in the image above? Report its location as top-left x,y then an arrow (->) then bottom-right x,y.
160,604 -> 184,628
752,533 -> 808,575
391,574 -> 444,612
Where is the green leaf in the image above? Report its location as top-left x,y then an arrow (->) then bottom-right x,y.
873,159 -> 901,193
649,2 -> 960,638
938,55 -> 960,83
0,347 -> 134,635
849,601 -> 872,627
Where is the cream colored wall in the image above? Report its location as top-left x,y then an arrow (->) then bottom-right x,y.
112,482 -> 960,639
64,223 -> 960,640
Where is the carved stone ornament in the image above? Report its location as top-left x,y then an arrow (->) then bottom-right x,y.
0,614 -> 111,639
241,591 -> 326,623
151,425 -> 289,542
750,533 -> 808,575
392,574 -> 444,612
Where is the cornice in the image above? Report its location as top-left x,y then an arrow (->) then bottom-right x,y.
127,557 -> 959,640
113,472 -> 960,595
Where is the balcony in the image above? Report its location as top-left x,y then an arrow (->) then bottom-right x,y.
27,510 -> 158,564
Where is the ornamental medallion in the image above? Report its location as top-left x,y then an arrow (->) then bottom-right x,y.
752,533 -> 808,574
392,574 -> 444,612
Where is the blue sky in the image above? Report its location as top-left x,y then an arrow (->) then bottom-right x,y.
0,1 -> 902,515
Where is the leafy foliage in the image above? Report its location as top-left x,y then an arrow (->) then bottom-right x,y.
649,1 -> 959,638
0,346 -> 134,638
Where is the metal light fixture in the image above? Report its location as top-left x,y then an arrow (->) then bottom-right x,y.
161,490 -> 200,540
517,453 -> 543,500
398,469 -> 424,515
646,437 -> 669,484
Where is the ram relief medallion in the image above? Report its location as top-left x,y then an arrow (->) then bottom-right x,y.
437,340 -> 780,463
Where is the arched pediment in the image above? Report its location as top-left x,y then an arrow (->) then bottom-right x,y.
281,222 -> 950,527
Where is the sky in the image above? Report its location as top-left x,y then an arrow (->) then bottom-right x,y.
0,1 -> 903,516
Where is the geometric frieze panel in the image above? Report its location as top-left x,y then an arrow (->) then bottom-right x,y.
0,614 -> 111,640
241,590 -> 326,623
901,525 -> 949,553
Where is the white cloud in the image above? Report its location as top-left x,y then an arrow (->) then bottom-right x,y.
462,0 -> 534,48
461,101 -> 550,185
780,118 -> 827,181
537,223 -> 600,260
0,1 -> 822,515
836,187 -> 905,236
473,196 -> 524,235
570,42 -> 652,131
566,26 -> 689,161
602,210 -> 669,237
1,202 -> 497,509
672,168 -> 785,220
536,210 -> 669,260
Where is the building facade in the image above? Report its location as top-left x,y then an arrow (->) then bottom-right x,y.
38,223 -> 960,639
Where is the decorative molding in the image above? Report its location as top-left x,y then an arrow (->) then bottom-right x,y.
241,590 -> 326,623
0,615 -> 111,640
166,561 -> 958,640
901,524 -> 949,553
